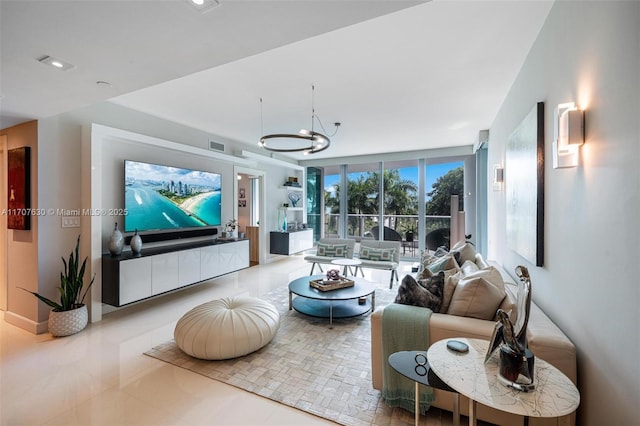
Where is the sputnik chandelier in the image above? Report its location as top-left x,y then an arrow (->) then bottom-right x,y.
259,85 -> 340,155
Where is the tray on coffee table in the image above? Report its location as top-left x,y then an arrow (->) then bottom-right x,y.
309,277 -> 354,291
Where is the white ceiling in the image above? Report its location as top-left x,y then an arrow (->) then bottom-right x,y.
1,0 -> 553,161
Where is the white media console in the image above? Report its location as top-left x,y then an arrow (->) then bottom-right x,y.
102,239 -> 249,307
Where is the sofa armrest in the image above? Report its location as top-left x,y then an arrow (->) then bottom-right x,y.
371,306 -> 495,390
527,303 -> 577,384
371,308 -> 385,390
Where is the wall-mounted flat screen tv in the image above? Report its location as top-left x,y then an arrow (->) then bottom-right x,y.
124,160 -> 222,233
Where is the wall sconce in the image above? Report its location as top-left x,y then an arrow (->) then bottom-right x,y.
553,102 -> 585,168
493,164 -> 504,191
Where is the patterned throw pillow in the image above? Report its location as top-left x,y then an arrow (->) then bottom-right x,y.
427,254 -> 459,274
394,273 -> 445,313
416,250 -> 432,279
360,247 -> 395,261
316,243 -> 347,258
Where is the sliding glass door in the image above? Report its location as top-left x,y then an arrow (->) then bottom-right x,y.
311,156 -> 470,258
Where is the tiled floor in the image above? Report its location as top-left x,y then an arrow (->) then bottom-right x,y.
1,254 -> 415,426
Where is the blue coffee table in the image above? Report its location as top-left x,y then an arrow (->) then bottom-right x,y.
288,274 -> 376,326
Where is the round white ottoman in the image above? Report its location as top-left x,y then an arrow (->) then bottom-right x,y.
174,296 -> 280,360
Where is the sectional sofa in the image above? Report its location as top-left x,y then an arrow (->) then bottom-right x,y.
370,249 -> 578,426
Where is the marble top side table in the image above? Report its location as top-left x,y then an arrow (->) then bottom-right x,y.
427,338 -> 579,426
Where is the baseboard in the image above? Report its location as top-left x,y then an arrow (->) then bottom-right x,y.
4,311 -> 48,334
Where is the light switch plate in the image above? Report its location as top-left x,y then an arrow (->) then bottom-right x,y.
62,216 -> 80,228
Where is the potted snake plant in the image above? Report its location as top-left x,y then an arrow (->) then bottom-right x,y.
21,235 -> 94,337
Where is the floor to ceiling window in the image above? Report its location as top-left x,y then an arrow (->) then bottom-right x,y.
306,167 -> 323,242
347,163 -> 379,240
381,160 -> 419,257
311,156 -> 469,258
425,161 -> 464,251
323,166 -> 340,238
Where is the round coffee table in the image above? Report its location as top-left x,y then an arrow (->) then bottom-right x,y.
288,274 -> 376,326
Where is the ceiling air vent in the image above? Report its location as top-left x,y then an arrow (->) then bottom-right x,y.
209,140 -> 225,152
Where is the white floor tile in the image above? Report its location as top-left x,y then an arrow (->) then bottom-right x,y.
1,254 -> 416,425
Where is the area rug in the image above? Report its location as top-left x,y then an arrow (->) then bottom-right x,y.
144,283 -> 421,426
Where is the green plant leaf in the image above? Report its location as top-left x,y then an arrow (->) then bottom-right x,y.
18,287 -> 63,311
24,235 -> 92,312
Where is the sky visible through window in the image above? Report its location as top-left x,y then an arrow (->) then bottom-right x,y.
324,161 -> 463,201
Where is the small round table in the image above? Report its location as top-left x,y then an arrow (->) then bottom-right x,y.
427,338 -> 580,426
330,258 -> 363,276
288,274 -> 375,326
388,351 -> 460,426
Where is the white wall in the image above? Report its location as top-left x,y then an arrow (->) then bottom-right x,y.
487,2 -> 639,424
97,135 -> 234,250
21,101 -> 302,328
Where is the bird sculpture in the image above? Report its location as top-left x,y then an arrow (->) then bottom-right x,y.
497,309 -> 524,354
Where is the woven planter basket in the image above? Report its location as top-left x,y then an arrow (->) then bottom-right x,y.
48,304 -> 88,337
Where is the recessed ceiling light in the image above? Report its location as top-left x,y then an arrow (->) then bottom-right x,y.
185,0 -> 220,13
37,55 -> 75,71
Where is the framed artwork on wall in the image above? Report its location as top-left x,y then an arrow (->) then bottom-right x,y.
506,102 -> 544,266
7,146 -> 31,230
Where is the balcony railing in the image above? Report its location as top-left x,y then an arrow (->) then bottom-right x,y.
317,213 -> 451,258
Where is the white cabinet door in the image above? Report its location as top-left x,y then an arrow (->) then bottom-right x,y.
178,248 -> 201,286
218,243 -> 235,276
200,245 -> 221,280
151,252 -> 179,295
290,229 -> 313,254
235,240 -> 250,269
119,258 -> 152,305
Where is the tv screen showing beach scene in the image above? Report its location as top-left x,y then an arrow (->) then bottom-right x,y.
124,160 -> 222,233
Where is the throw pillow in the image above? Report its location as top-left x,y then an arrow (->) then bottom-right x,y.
450,241 -> 477,265
460,260 -> 480,276
316,243 -> 347,258
447,266 -> 506,320
440,269 -> 462,313
416,250 -> 432,279
432,246 -> 450,257
426,253 -> 459,274
360,247 -> 395,261
395,272 -> 445,312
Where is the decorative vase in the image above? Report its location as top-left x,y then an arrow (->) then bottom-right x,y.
108,222 -> 124,256
498,344 -> 534,387
130,229 -> 143,255
48,304 -> 88,337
